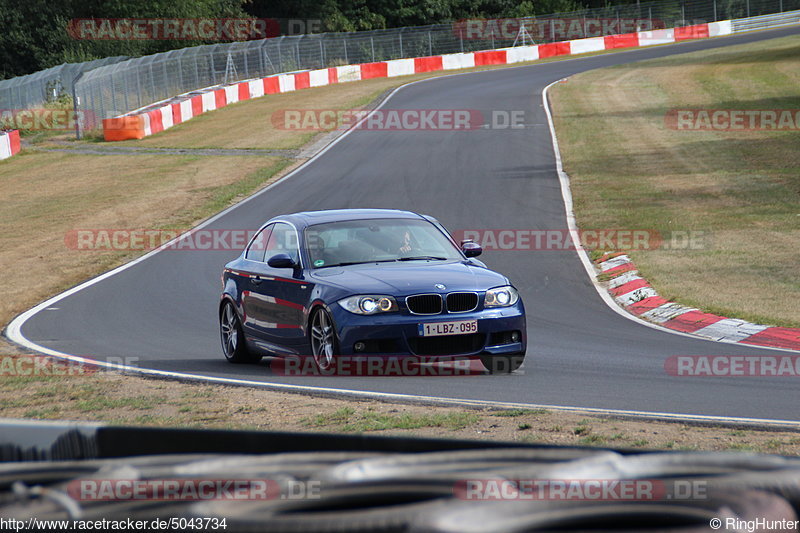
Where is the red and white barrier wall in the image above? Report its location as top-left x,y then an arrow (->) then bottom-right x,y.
0,130 -> 21,160
102,20 -> 733,141
597,252 -> 800,352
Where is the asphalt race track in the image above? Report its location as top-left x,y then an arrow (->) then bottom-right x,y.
12,26 -> 800,422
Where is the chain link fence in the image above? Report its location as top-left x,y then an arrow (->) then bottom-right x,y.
0,0 -> 796,136
0,57 -> 128,111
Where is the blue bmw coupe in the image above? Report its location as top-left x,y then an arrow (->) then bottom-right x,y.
219,209 -> 526,373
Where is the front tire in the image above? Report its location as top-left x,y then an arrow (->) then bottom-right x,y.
220,301 -> 261,364
310,307 -> 339,371
480,353 -> 525,374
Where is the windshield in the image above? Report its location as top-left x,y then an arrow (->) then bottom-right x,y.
305,218 -> 463,268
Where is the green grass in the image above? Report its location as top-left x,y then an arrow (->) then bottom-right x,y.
74,395 -> 166,412
580,434 -> 608,445
302,408 -> 480,433
490,408 -> 547,417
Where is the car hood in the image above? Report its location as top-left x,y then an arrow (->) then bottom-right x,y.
310,260 -> 509,295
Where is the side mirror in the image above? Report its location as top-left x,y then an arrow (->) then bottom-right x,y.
267,253 -> 296,269
461,239 -> 482,258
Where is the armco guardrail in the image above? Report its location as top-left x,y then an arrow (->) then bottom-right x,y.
102,21 -> 733,141
732,8 -> 800,31
0,130 -> 21,160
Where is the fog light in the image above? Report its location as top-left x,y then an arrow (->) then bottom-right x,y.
511,331 -> 520,342
354,342 -> 366,352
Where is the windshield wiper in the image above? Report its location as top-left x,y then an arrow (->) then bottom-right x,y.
323,259 -> 399,267
397,256 -> 448,261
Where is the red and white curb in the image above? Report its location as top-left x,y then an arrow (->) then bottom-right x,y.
596,253 -> 800,351
102,21 -> 733,141
0,129 -> 21,160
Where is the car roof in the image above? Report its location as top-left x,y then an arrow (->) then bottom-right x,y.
272,209 -> 429,227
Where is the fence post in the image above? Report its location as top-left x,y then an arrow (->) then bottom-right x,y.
210,53 -> 215,85
177,57 -> 184,94
319,38 -> 324,67
149,63 -> 157,101
428,31 -> 432,56
136,67 -> 142,110
399,30 -> 404,57
371,36 -> 375,62
72,73 -> 83,140
109,72 -> 116,122
122,71 -> 129,114
746,0 -> 750,17
460,27 -> 464,52
713,0 -> 717,21
243,48 -> 249,78
162,60 -> 169,99
343,38 -> 348,64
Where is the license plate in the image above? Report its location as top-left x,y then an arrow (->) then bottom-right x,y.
418,320 -> 478,337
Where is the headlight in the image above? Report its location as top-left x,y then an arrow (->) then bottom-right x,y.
338,295 -> 398,315
484,286 -> 519,307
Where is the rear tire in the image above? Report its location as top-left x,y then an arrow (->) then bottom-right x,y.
480,353 -> 525,374
220,301 -> 261,364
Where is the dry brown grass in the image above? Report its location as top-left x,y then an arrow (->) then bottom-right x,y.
551,34 -> 800,327
1,353 -> 798,453
0,151 -> 288,327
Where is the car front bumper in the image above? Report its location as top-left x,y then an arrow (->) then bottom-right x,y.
329,301 -> 527,358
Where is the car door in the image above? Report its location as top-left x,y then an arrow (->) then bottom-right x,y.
239,223 -> 274,340
246,222 -> 311,350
